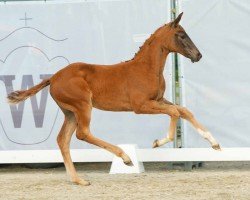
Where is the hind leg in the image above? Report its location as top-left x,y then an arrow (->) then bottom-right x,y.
73,100 -> 132,165
51,77 -> 132,164
57,109 -> 90,185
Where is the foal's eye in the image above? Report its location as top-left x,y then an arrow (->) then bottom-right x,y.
179,33 -> 186,39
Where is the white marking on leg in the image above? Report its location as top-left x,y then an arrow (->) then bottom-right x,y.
157,136 -> 173,146
197,128 -> 218,145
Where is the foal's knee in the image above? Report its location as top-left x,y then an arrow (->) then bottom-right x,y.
179,107 -> 194,119
169,105 -> 180,118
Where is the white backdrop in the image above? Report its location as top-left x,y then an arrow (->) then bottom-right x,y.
180,0 -> 250,148
0,0 -> 173,151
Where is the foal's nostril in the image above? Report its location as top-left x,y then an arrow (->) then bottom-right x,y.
197,52 -> 202,60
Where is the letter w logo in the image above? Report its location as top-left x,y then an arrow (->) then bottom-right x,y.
0,74 -> 52,128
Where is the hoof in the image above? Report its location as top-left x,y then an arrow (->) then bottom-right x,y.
73,179 -> 91,186
124,160 -> 134,167
122,153 -> 133,166
152,139 -> 159,148
212,144 -> 221,151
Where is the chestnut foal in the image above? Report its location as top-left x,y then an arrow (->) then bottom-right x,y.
8,13 -> 220,185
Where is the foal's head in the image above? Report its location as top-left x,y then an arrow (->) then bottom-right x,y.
164,13 -> 202,62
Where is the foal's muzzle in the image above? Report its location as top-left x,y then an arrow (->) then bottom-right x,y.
191,52 -> 202,63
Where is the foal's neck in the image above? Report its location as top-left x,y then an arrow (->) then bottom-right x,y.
132,27 -> 170,74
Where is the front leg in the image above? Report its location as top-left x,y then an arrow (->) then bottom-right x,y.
133,100 -> 180,147
160,98 -> 221,150
159,97 -> 174,105
153,116 -> 178,148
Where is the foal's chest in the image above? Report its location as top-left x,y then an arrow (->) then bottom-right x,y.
156,75 -> 166,100
147,74 -> 166,100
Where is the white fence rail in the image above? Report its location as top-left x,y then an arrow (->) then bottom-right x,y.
0,148 -> 250,163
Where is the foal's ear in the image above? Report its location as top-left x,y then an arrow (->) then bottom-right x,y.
171,12 -> 183,27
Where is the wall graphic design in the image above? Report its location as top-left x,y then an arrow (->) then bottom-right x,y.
0,10 -> 70,147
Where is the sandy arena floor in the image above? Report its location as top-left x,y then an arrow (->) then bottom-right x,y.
0,162 -> 249,200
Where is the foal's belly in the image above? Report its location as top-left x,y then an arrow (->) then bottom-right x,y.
90,84 -> 133,112
92,95 -> 133,111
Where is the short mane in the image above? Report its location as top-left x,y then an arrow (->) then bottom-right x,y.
125,23 -> 170,62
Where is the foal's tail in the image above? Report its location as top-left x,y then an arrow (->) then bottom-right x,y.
7,79 -> 50,104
